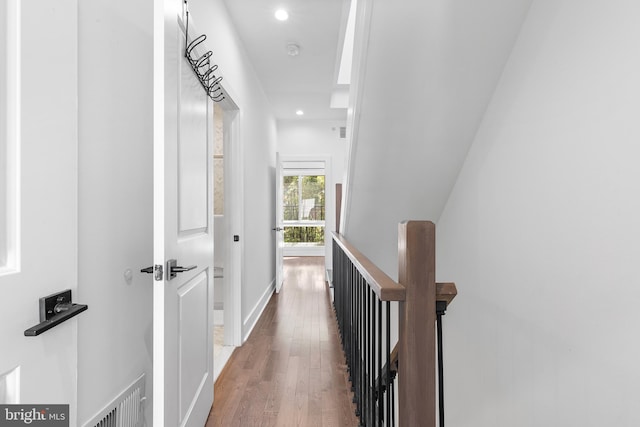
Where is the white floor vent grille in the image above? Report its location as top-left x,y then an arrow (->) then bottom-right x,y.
83,373 -> 146,427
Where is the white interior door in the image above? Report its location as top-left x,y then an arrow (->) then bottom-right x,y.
0,0 -> 79,423
153,1 -> 215,425
275,153 -> 284,293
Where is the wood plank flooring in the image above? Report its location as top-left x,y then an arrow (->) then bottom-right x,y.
205,257 -> 359,427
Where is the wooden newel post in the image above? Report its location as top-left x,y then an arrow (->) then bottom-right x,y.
398,220 -> 436,426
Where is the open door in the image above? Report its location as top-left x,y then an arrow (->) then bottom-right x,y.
0,0 -> 80,423
153,0 -> 215,425
274,153 -> 285,293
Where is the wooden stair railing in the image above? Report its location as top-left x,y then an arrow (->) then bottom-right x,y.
332,221 -> 457,427
381,282 -> 458,379
376,282 -> 458,426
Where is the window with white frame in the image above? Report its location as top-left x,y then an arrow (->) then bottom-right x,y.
282,174 -> 325,247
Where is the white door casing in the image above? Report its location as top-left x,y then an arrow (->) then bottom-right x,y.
274,153 -> 284,293
221,102 -> 243,347
153,0 -> 215,425
275,155 -> 332,266
0,0 -> 79,423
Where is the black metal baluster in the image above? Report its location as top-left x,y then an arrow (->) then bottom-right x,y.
348,262 -> 352,378
437,300 -> 447,427
378,299 -> 383,426
349,263 -> 354,386
391,379 -> 395,427
341,250 -> 345,336
337,244 -> 341,336
340,263 -> 343,329
363,276 -> 368,425
366,286 -> 371,426
371,291 -> 377,426
344,259 -> 349,374
336,246 -> 340,332
353,265 -> 357,396
359,275 -> 365,424
386,301 -> 391,425
354,270 -> 361,418
340,251 -> 345,339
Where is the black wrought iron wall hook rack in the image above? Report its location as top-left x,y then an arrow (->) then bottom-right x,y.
184,3 -> 225,102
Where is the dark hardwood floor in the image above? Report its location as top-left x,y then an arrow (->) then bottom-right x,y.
205,257 -> 359,427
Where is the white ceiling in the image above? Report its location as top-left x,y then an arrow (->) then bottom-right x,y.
222,0 -> 349,121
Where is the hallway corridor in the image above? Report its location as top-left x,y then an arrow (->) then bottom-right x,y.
205,257 -> 359,426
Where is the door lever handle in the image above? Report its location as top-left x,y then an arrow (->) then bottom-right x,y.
171,265 -> 197,273
141,266 -> 154,274
167,259 -> 197,281
272,227 -> 283,231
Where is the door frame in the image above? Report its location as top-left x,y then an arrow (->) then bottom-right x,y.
277,155 -> 333,270
153,2 -> 217,423
217,88 -> 243,347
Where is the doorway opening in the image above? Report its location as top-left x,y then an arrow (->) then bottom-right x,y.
212,96 -> 242,381
282,174 -> 326,257
212,102 -> 227,376
275,156 -> 333,294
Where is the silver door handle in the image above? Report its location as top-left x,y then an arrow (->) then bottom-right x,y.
272,227 -> 283,231
171,265 -> 197,273
167,259 -> 197,281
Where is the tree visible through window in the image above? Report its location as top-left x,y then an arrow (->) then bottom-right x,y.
282,175 -> 325,246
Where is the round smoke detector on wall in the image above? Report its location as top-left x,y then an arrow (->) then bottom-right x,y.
286,43 -> 301,57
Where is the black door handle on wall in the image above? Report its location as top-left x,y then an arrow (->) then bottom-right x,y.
24,289 -> 88,336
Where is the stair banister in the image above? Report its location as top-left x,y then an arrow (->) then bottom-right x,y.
332,220 -> 457,426
398,220 -> 436,426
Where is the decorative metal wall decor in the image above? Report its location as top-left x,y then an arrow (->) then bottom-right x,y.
184,6 -> 225,102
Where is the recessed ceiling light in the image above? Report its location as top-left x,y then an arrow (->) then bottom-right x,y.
275,9 -> 289,21
296,110 -> 304,116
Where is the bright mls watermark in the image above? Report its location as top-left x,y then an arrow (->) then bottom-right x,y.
0,405 -> 68,426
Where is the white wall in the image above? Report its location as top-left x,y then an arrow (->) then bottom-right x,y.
277,119 -> 347,267
189,0 -> 277,340
437,1 -> 640,425
343,0 -> 532,278
77,0 -> 153,424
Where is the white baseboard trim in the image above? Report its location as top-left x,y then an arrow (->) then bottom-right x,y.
242,278 -> 275,342
213,346 -> 235,382
283,246 -> 325,257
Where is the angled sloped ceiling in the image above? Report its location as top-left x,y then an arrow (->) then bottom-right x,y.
343,0 -> 533,277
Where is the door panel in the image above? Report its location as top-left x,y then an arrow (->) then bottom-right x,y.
0,0 -> 11,273
154,1 -> 214,425
178,272 -> 209,420
0,0 -> 79,422
275,153 -> 284,292
178,56 -> 208,233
